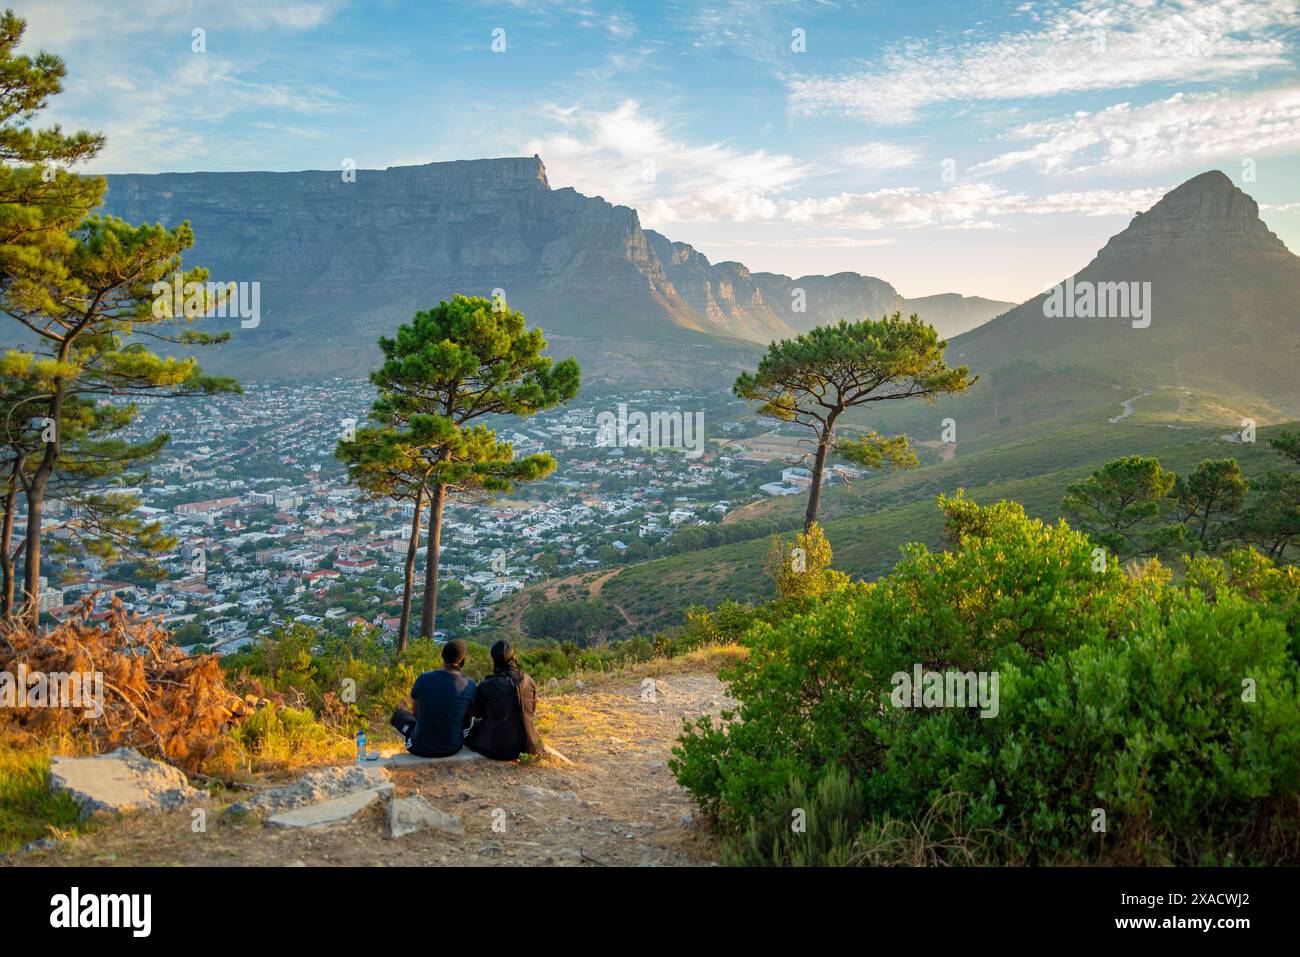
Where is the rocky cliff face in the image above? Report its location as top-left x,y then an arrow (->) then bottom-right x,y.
1092,170 -> 1290,265
94,156 -> 1007,383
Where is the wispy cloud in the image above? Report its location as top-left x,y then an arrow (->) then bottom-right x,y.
12,0 -> 346,47
788,0 -> 1299,123
835,142 -> 922,172
525,99 -> 811,226
969,85 -> 1300,176
776,182 -> 1170,230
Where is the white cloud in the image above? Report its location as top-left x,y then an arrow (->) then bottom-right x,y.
527,101 -> 1170,230
12,0 -> 345,47
969,86 -> 1300,175
788,0 -> 1299,123
775,182 -> 1169,230
525,99 -> 810,227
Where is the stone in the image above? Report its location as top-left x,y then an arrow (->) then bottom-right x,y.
374,749 -> 484,768
225,765 -> 392,818
19,838 -> 60,854
388,795 -> 464,839
520,785 -> 577,801
267,788 -> 385,829
48,747 -> 205,820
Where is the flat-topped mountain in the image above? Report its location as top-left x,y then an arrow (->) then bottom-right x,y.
94,156 -> 1008,384
951,170 -> 1300,416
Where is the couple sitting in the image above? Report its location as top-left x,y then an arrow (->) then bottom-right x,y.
389,639 -> 540,761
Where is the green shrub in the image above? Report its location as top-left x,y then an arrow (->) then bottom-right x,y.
673,494 -> 1300,865
725,766 -> 866,866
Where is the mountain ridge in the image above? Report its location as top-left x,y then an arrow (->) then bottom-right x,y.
950,167 -> 1300,416
89,155 -> 1010,383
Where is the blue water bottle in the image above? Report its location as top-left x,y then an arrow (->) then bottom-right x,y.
356,728 -> 367,763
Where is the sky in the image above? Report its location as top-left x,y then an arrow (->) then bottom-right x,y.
15,0 -> 1300,302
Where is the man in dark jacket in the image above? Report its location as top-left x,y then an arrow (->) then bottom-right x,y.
390,640 -> 476,757
467,640 -> 540,761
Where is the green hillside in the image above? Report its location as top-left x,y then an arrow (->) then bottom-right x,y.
511,400 -> 1296,637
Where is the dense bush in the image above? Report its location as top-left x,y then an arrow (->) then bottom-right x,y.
672,493 -> 1300,865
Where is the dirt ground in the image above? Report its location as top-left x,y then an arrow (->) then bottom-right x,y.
9,655 -> 736,867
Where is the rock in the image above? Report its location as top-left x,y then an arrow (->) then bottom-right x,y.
478,841 -> 503,857
374,750 -> 483,768
388,795 -> 464,839
267,787 -> 385,829
574,679 -> 586,690
520,785 -> 578,801
18,837 -> 60,854
679,812 -> 694,826
48,747 -> 206,820
546,678 -> 559,690
225,765 -> 392,818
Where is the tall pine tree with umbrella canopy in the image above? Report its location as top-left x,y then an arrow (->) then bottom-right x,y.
349,294 -> 579,645
734,314 -> 976,533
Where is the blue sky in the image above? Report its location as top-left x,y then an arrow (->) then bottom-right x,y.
17,0 -> 1300,301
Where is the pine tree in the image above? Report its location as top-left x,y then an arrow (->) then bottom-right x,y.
354,294 -> 579,644
1,217 -> 238,625
734,314 -> 975,531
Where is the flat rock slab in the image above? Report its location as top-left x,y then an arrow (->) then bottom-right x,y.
388,795 -> 464,838
48,747 -> 205,820
375,749 -> 485,767
268,787 -> 386,829
225,765 -> 393,818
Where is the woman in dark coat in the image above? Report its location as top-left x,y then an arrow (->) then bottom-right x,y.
467,640 -> 540,760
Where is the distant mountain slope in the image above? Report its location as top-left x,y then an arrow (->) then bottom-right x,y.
85,156 -> 1005,383
950,170 -> 1300,416
901,293 -> 1012,338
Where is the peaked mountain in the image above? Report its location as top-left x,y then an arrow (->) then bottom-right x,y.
90,156 -> 1008,384
950,170 -> 1300,416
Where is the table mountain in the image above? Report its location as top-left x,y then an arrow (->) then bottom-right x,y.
94,156 -> 1007,384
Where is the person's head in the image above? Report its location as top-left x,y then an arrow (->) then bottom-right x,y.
490,639 -> 518,673
441,639 -> 468,670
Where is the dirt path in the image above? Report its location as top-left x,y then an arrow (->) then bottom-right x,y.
12,655 -> 736,868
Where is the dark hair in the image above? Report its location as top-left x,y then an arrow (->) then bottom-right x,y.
490,639 -> 518,674
441,639 -> 468,668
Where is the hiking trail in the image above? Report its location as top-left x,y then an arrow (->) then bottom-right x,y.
11,653 -> 736,867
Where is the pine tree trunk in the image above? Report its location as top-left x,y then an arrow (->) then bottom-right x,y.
419,481 -> 447,640
397,484 -> 425,654
21,480 -> 45,629
22,400 -> 60,631
803,442 -> 828,533
0,459 -> 17,619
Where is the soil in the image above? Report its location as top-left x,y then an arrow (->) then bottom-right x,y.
8,658 -> 734,868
